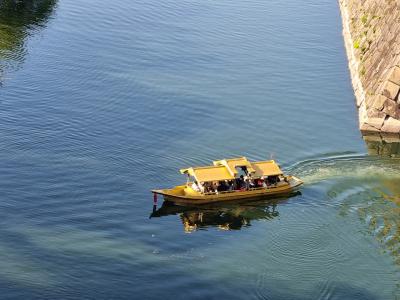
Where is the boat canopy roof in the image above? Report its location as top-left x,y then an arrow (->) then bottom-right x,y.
252,161 -> 283,177
180,157 -> 283,182
213,157 -> 255,176
180,165 -> 235,182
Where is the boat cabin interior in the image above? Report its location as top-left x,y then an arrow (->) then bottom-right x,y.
180,157 -> 288,195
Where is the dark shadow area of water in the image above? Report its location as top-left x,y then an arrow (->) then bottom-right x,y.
363,132 -> 400,157
0,0 -> 57,84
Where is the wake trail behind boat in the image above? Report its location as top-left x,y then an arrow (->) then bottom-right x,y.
286,153 -> 400,185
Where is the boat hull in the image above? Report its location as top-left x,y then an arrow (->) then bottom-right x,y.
152,176 -> 303,206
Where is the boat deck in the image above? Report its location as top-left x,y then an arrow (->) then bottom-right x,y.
152,176 -> 303,205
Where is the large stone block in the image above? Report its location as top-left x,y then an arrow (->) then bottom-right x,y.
381,117 -> 400,133
365,115 -> 385,130
365,95 -> 374,109
369,94 -> 387,110
382,80 -> 400,100
382,98 -> 400,118
360,121 -> 381,132
389,66 -> 400,85
367,108 -> 386,118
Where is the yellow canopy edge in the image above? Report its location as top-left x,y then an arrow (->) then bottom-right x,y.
252,160 -> 283,177
180,165 -> 235,182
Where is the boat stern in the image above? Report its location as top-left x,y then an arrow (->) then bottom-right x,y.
287,175 -> 303,189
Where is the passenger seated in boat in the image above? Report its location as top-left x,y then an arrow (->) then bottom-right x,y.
235,177 -> 239,190
218,180 -> 230,192
217,181 -> 225,192
256,178 -> 264,188
234,178 -> 240,190
261,177 -> 267,188
269,175 -> 280,186
238,175 -> 246,190
227,180 -> 234,191
249,179 -> 255,189
253,179 -> 258,188
203,182 -> 211,193
245,174 -> 255,189
244,176 -> 249,190
199,182 -> 205,193
269,176 -> 275,186
206,182 -> 214,193
212,181 -> 219,194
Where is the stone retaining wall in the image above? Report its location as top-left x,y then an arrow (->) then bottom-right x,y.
339,0 -> 400,133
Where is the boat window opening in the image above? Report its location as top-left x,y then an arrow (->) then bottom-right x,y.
198,176 -> 287,194
236,166 -> 248,177
265,175 -> 280,186
198,177 -> 291,195
202,182 -> 215,194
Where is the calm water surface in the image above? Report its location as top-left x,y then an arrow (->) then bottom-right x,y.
0,0 -> 399,299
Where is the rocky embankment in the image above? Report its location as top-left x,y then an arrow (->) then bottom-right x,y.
339,0 -> 400,133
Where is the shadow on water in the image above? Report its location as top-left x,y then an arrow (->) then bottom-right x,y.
150,193 -> 301,233
363,132 -> 400,158
0,0 -> 57,84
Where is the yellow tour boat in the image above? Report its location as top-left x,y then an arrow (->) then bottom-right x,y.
152,157 -> 303,205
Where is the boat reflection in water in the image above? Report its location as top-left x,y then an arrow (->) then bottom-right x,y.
150,193 -> 300,233
363,132 -> 400,157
